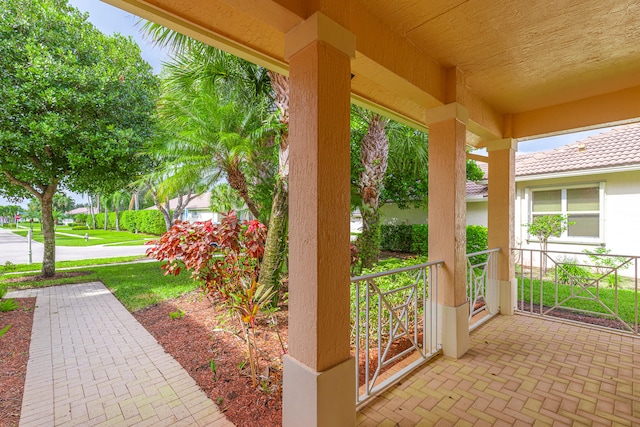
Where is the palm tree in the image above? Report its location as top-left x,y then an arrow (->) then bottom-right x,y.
352,107 -> 390,268
141,23 -> 290,290
157,53 -> 272,220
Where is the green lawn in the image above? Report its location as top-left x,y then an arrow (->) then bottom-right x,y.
3,256 -> 147,274
2,261 -> 197,312
12,225 -> 157,247
518,278 -> 638,325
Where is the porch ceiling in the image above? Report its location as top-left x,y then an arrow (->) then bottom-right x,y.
105,0 -> 640,146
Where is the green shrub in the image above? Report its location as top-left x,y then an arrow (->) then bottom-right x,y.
380,224 -> 412,252
410,224 -> 429,255
556,256 -> 592,286
466,225 -> 488,264
380,223 -> 488,257
74,213 -> 88,224
135,210 -> 166,235
120,210 -> 137,231
71,225 -> 89,230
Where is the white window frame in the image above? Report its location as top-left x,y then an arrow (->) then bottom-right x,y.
525,182 -> 605,245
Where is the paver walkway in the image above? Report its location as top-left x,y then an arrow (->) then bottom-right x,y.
358,314 -> 640,426
8,282 -> 233,426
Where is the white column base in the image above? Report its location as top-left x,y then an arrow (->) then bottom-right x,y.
499,278 -> 518,315
283,355 -> 355,427
439,302 -> 470,358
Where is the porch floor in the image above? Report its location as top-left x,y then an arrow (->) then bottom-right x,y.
357,314 -> 640,426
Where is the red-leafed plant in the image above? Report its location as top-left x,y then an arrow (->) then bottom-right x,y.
147,211 -> 267,301
147,211 -> 276,386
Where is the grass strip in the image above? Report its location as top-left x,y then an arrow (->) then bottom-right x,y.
2,261 -> 197,312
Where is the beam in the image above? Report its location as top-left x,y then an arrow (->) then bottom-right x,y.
511,85 -> 640,139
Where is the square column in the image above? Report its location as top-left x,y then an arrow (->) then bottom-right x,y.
427,104 -> 469,358
283,12 -> 355,427
487,139 -> 518,315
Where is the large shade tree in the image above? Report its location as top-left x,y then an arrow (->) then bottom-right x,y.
0,0 -> 159,276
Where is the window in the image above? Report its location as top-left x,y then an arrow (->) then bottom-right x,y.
529,183 -> 603,241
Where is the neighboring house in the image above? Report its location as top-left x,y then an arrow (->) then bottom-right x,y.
365,181 -> 489,228
146,192 -> 252,223
514,124 -> 640,257
376,123 -> 640,258
67,207 -> 91,216
145,193 -> 216,223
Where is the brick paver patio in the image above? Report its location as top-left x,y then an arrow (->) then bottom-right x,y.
11,282 -> 640,425
8,282 -> 232,427
358,314 -> 640,426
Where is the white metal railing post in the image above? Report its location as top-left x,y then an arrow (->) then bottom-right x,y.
514,248 -> 639,334
351,260 -> 443,407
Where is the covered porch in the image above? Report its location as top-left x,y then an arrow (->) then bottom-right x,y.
103,1 -> 640,425
358,313 -> 640,426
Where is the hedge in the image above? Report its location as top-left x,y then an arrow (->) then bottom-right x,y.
89,210 -> 167,235
380,223 -> 488,256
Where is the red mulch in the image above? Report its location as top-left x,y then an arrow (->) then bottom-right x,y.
0,298 -> 36,427
133,291 -> 286,427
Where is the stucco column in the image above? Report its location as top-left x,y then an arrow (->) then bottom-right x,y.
487,139 -> 518,315
427,104 -> 470,358
282,13 -> 355,427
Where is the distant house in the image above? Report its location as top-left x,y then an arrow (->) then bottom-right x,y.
514,124 -> 640,256
146,192 -> 252,223
374,124 -> 640,257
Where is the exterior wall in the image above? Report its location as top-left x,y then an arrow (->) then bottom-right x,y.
466,199 -> 488,227
515,170 -> 640,257
379,204 -> 428,225
181,209 -> 216,223
372,200 -> 487,227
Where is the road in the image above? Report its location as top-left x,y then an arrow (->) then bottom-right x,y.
0,228 -> 149,265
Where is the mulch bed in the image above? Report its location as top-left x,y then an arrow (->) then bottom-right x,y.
0,298 -> 36,427
133,290 -> 286,427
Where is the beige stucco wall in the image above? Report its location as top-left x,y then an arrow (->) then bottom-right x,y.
515,169 -> 640,257
373,199 -> 487,227
466,200 -> 489,227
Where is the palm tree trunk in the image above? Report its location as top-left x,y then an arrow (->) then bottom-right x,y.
259,71 -> 289,291
358,114 -> 389,268
227,165 -> 261,220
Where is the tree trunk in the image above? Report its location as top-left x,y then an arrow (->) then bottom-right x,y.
227,165 -> 261,220
161,197 -> 172,231
258,71 -> 290,291
258,175 -> 288,290
41,189 -> 57,277
89,194 -> 96,229
115,205 -> 120,231
358,114 -> 389,268
359,206 -> 381,269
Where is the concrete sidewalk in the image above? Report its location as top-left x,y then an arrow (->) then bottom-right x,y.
8,283 -> 233,426
0,228 -> 148,265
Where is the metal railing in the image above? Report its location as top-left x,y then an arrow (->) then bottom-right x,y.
467,248 -> 500,331
514,248 -> 640,334
350,260 -> 443,407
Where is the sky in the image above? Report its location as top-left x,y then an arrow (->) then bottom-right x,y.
0,1 -> 616,208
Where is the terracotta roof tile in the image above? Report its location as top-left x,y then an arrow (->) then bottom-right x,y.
516,123 -> 640,177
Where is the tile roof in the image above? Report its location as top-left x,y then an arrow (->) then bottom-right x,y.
466,181 -> 488,198
516,123 -> 640,177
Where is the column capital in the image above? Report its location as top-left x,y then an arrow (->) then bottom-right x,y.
486,138 -> 518,152
284,12 -> 355,60
424,102 -> 469,126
